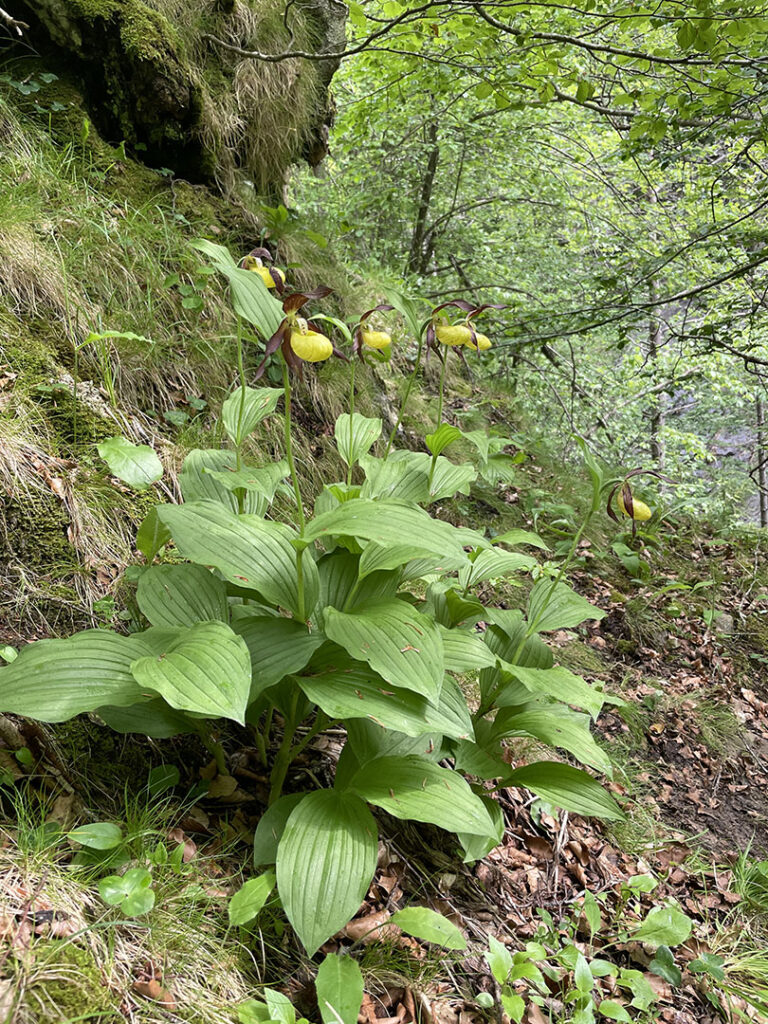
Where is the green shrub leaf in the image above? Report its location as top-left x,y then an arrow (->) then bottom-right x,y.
632,905 -> 692,947
68,822 -> 123,850
390,907 -> 467,950
228,871 -> 276,926
97,436 -> 162,490
316,954 -> 364,1024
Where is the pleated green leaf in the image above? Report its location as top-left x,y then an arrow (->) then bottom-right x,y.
440,626 -> 497,673
506,762 -> 624,820
97,436 -> 162,490
527,579 -> 606,632
0,630 -> 147,721
459,548 -> 536,589
191,239 -> 284,338
276,790 -> 378,955
492,707 -> 612,773
222,386 -> 283,447
158,500 -> 319,617
425,424 -> 462,457
302,498 -> 482,559
296,649 -> 472,740
334,413 -> 382,466
179,448 -> 263,514
324,600 -> 444,702
349,755 -> 497,838
232,614 -> 324,699
137,563 -> 229,628
130,621 -> 251,724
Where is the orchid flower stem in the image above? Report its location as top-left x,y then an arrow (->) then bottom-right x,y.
428,350 -> 449,486
346,358 -> 356,486
384,331 -> 424,460
235,317 -> 246,513
281,359 -> 307,623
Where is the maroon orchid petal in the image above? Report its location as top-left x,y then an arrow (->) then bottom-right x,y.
254,321 -> 288,380
433,299 -> 476,315
606,483 -> 620,522
281,333 -> 303,377
303,285 -> 333,302
621,482 -> 635,519
269,267 -> 285,295
283,292 -> 310,313
626,467 -> 675,484
359,303 -> 394,324
425,323 -> 436,350
353,327 -> 365,361
239,246 -> 273,268
282,284 -> 333,314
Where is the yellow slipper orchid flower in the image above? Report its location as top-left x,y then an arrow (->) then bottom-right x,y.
436,323 -> 472,347
361,329 -> 391,350
290,325 -> 333,363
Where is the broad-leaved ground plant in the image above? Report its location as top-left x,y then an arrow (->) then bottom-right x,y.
0,242 -> 623,955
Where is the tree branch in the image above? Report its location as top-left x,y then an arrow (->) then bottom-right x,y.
0,6 -> 28,35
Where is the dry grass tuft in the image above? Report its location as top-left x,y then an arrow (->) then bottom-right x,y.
0,225 -> 94,330
0,841 -> 254,1023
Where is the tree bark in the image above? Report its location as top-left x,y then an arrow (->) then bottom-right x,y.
757,396 -> 767,528
407,120 -> 439,276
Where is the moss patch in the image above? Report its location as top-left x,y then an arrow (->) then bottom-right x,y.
29,941 -> 117,1022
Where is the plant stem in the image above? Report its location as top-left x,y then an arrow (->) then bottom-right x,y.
235,317 -> 247,513
281,360 -> 306,621
282,360 -> 305,533
428,350 -> 449,487
384,331 -> 425,459
346,359 -> 356,486
268,692 -> 300,805
200,728 -> 227,775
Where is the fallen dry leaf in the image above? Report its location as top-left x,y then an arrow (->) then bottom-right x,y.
132,978 -> 177,1010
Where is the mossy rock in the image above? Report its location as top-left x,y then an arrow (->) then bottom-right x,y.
18,0 -> 207,177
16,0 -> 347,190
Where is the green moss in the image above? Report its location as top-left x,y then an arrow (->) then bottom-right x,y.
119,2 -> 183,62
0,489 -> 75,574
32,941 -> 117,1021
